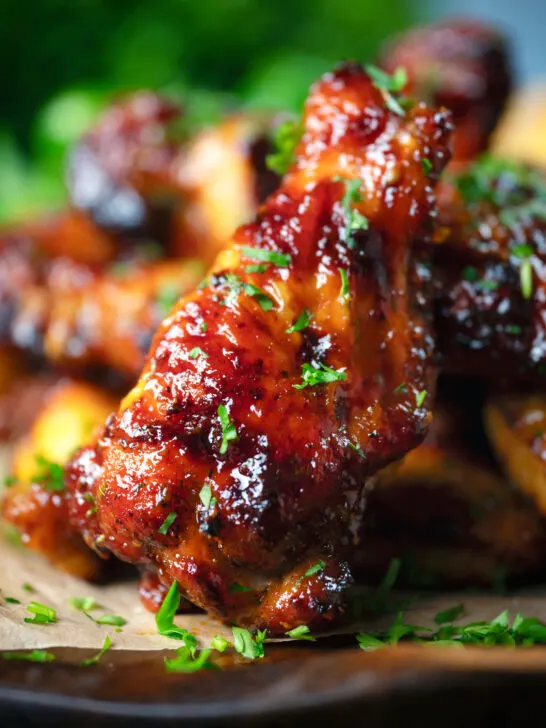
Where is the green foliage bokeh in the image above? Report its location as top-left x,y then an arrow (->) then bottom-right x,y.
0,0 -> 413,222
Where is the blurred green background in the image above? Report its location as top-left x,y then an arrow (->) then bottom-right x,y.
0,0 -> 414,223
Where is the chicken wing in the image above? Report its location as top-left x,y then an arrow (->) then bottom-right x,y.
380,18 -> 512,164
434,155 -> 546,381
64,63 -> 452,633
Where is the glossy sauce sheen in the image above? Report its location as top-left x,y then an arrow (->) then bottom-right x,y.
65,64 -> 452,633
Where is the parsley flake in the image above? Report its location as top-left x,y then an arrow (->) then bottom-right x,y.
156,285 -> 180,318
245,263 -> 268,274
335,177 -> 368,248
165,646 -> 215,673
365,64 -> 408,117
286,308 -> 313,334
415,390 -> 427,408
422,158 -> 433,176
293,363 -> 347,390
242,246 -> 292,268
189,347 -> 207,359
70,596 -> 99,612
156,582 -> 198,650
303,560 -> 326,579
520,257 -> 533,300
211,634 -> 230,652
218,404 -> 238,455
228,582 -> 252,593
81,636 -> 112,667
158,512 -> 177,535
33,456 -> 64,491
266,119 -> 303,175
24,601 -> 56,625
199,483 -> 217,510
339,268 -> 351,301
286,625 -> 315,641
243,282 -> 274,311
3,650 -> 55,663
232,627 -> 267,660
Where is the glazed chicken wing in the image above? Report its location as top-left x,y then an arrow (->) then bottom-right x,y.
434,156 -> 546,381
380,18 -> 512,164
65,63 -> 452,634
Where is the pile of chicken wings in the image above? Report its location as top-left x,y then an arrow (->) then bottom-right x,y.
3,18 -> 546,634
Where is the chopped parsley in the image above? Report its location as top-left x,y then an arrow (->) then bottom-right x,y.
286,308 -> 313,334
232,627 -> 267,660
211,634 -> 230,652
365,64 -> 408,117
3,650 -> 55,663
5,597 -> 20,604
511,243 -> 534,259
339,268 -> 351,302
241,246 -> 292,268
81,635 -> 112,667
245,263 -> 268,274
200,322 -> 208,332
33,456 -> 64,491
434,603 -> 464,625
286,625 -> 315,641
164,646 -> 215,673
189,347 -> 208,359
3,475 -> 16,488
506,324 -> 522,335
158,512 -> 177,535
348,441 -> 367,459
335,177 -> 368,248
266,119 -> 303,175
415,390 -> 427,408
394,382 -> 407,394
228,582 -> 252,593
156,582 -> 198,651
422,158 -> 433,176
24,601 -> 57,625
303,560 -> 326,579
69,596 -> 99,612
243,282 -> 274,311
293,363 -> 347,390
218,404 -> 238,455
356,607 -> 546,649
94,614 -> 127,627
199,483 -> 217,510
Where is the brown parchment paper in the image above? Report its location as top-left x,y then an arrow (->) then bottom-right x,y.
3,450 -> 546,653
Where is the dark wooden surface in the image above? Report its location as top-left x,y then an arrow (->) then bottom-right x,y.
3,642 -> 546,727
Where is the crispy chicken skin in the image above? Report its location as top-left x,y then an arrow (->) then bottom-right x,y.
65,63 -> 452,632
380,18 -> 512,164
434,156 -> 546,381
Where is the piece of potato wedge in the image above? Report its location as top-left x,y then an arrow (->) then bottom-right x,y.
2,379 -> 117,579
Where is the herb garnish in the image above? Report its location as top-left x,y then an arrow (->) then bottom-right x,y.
365,64 -> 408,116
422,158 -> 433,176
286,625 -> 315,641
3,650 -> 55,663
218,404 -> 238,454
81,635 -> 112,667
24,601 -> 57,625
211,634 -> 230,652
189,347 -> 208,359
286,308 -> 313,334
156,582 -> 199,652
232,627 -> 267,660
415,390 -> 427,408
266,119 -> 303,175
33,456 -> 64,491
70,596 -> 99,612
165,647 -> 215,673
221,274 -> 274,311
245,263 -> 268,274
335,177 -> 368,248
242,246 -> 292,268
293,363 -> 347,390
356,607 -> 546,649
302,560 -> 326,579
339,269 -> 351,302
199,483 -> 217,510
158,512 -> 177,535
228,582 -> 252,593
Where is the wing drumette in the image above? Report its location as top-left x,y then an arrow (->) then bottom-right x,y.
380,18 -> 512,164
64,63 -> 452,634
